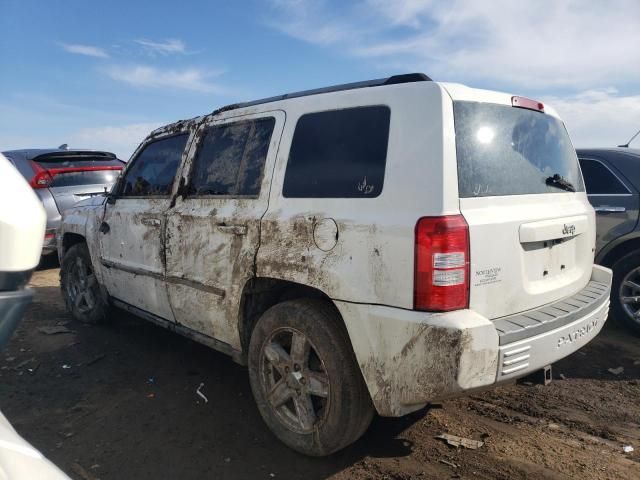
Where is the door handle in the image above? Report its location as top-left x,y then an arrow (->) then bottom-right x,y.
217,224 -> 247,236
141,217 -> 161,227
594,206 -> 626,213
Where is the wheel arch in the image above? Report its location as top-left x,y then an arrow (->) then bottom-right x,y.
61,232 -> 87,258
237,277 -> 346,361
597,234 -> 640,268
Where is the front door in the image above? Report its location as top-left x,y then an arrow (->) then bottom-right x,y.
165,111 -> 284,349
99,132 -> 191,320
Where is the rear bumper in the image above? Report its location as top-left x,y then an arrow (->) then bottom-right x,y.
42,228 -> 58,255
0,288 -> 33,350
337,265 -> 612,417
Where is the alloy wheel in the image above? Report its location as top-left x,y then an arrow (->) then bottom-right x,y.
259,327 -> 330,434
620,267 -> 640,326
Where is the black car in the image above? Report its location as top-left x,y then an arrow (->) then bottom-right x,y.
578,147 -> 640,332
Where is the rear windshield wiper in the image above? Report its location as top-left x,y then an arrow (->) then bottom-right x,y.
545,174 -> 575,192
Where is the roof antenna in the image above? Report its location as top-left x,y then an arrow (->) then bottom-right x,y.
618,128 -> 640,148
58,143 -> 69,150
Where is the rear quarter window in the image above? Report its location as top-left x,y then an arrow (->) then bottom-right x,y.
283,106 -> 390,198
578,158 -> 630,194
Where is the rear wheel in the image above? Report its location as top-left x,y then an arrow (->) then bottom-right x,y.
611,251 -> 640,334
60,243 -> 109,324
248,299 -> 374,456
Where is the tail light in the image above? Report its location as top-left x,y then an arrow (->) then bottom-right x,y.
414,215 -> 470,311
29,162 -> 54,189
29,161 -> 122,189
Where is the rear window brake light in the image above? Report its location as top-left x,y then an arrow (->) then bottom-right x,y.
512,96 -> 544,112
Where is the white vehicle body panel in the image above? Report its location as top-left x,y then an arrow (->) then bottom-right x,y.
257,82 -> 456,308
0,411 -> 70,480
0,154 -> 45,272
98,197 -> 175,320
461,194 -> 595,319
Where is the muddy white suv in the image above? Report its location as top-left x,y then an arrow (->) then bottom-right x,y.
58,73 -> 612,456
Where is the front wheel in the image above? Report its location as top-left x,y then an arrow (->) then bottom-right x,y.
611,250 -> 640,335
248,299 -> 374,456
60,243 -> 109,324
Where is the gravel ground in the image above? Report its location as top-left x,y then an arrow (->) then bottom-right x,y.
1,263 -> 638,480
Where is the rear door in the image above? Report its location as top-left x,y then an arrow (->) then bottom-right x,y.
98,133 -> 190,320
165,111 -> 284,349
578,156 -> 639,253
450,95 -> 595,319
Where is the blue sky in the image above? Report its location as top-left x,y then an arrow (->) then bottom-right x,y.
1,0 -> 639,159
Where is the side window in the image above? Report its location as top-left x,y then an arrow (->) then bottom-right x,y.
189,117 -> 275,196
121,134 -> 188,197
283,106 -> 391,198
579,158 -> 629,195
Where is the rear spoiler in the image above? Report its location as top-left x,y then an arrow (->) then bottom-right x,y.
32,151 -> 117,162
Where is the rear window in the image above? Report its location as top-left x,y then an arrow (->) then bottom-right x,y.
454,101 -> 584,197
50,170 -> 120,188
34,154 -> 123,188
283,106 -> 390,198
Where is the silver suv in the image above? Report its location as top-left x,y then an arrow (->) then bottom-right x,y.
2,148 -> 124,255
58,74 -> 612,456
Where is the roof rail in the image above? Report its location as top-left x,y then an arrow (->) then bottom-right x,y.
212,73 -> 431,114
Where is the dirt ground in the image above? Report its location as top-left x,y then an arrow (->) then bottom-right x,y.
1,262 -> 639,480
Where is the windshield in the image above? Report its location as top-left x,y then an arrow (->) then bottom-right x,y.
454,101 -> 585,197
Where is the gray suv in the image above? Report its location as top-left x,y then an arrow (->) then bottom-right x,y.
578,148 -> 640,332
2,148 -> 124,255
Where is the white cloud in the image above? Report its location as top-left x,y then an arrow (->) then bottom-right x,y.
268,0 -> 640,90
68,123 -> 164,160
135,38 -> 187,55
61,43 -> 110,58
266,0 -> 361,45
104,65 -> 226,93
545,89 -> 640,148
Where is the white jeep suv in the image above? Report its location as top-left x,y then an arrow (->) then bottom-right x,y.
58,73 -> 612,456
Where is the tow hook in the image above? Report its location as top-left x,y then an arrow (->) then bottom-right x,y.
519,365 -> 553,386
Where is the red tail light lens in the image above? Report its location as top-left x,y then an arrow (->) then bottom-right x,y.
511,96 -> 544,112
414,215 -> 470,311
29,161 -> 54,189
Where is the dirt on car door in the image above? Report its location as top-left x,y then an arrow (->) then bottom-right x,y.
164,111 -> 285,350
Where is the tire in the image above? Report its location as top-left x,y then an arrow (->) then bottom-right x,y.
60,243 -> 110,324
248,298 -> 374,456
611,250 -> 640,334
